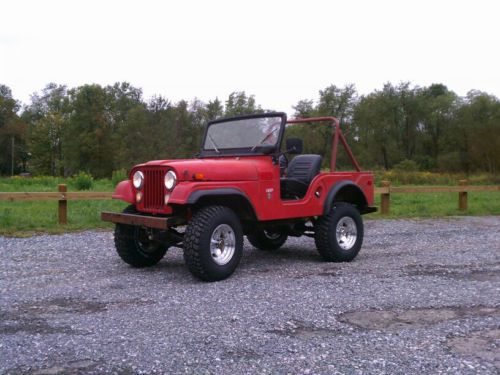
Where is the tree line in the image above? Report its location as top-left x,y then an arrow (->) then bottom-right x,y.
0,81 -> 499,178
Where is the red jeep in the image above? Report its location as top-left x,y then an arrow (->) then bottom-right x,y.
102,113 -> 376,281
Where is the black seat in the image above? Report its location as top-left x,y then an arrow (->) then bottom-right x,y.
280,154 -> 322,199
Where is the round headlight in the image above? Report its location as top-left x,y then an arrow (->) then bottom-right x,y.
164,171 -> 177,190
133,171 -> 144,189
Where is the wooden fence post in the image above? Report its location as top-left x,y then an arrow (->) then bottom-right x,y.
380,180 -> 390,215
58,184 -> 67,225
459,179 -> 468,212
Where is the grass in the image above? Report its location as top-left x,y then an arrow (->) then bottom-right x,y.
0,200 -> 128,236
0,175 -> 499,236
366,190 -> 500,219
0,176 -> 127,236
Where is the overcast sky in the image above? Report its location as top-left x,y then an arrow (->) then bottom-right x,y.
1,0 -> 499,113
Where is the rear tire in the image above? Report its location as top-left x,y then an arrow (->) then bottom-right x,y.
184,206 -> 243,281
114,205 -> 168,267
247,230 -> 288,251
314,202 -> 363,262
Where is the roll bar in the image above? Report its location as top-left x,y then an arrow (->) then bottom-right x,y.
286,117 -> 361,172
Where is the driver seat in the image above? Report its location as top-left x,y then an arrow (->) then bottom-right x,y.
280,154 -> 323,199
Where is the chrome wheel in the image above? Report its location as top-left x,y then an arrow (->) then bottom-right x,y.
210,224 -> 236,265
336,216 -> 357,250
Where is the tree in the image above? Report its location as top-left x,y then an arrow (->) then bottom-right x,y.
417,84 -> 457,170
450,91 -> 500,173
63,84 -> 114,177
224,92 -> 262,116
23,83 -> 68,175
205,98 -> 224,121
0,84 -> 26,175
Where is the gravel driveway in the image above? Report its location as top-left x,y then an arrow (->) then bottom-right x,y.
1,216 -> 499,374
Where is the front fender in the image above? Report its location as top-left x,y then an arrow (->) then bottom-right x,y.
112,180 -> 134,204
186,188 -> 249,204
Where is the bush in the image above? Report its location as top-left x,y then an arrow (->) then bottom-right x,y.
393,159 -> 419,172
70,171 -> 94,190
112,169 -> 128,186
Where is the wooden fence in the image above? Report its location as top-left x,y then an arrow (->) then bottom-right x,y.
0,184 -> 112,225
375,180 -> 500,215
0,181 -> 499,224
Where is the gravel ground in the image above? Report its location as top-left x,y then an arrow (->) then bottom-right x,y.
1,216 -> 499,374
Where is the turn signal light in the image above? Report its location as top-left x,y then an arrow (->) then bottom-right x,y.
193,173 -> 204,180
136,191 -> 143,203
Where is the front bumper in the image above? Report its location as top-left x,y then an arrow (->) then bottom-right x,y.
101,212 -> 172,230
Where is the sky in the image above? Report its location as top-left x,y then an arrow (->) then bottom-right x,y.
1,0 -> 499,113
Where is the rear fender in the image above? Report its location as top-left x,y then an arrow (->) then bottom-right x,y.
112,180 -> 134,204
323,181 -> 368,214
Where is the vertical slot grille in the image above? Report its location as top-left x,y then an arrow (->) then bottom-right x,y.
144,168 -> 164,210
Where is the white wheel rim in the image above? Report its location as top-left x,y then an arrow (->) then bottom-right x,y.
336,217 -> 357,250
210,224 -> 236,265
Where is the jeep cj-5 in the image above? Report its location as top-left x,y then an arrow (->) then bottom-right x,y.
102,113 -> 376,281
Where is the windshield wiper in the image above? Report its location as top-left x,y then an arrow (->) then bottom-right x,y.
208,133 -> 220,153
251,128 -> 278,152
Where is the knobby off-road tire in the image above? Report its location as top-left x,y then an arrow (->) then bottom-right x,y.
315,202 -> 364,262
114,205 -> 168,267
184,205 -> 243,281
247,230 -> 288,251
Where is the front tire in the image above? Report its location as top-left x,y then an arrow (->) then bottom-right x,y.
114,205 -> 168,267
247,230 -> 288,251
184,206 -> 243,281
314,202 -> 364,262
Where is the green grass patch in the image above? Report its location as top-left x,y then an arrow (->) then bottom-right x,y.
0,176 -> 125,236
366,190 -> 500,219
0,200 -> 128,236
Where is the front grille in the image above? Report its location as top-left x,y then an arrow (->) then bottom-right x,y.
143,168 -> 165,210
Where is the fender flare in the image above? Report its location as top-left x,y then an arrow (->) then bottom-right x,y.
186,188 -> 257,220
323,181 -> 368,214
112,180 -> 134,204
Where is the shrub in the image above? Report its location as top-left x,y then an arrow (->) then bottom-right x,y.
112,169 -> 128,186
393,159 -> 419,172
70,171 -> 94,190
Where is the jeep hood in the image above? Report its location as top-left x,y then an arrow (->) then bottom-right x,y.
140,158 -> 263,181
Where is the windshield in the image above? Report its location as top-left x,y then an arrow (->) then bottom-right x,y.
203,116 -> 283,153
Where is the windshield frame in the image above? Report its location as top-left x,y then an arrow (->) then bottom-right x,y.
199,112 -> 287,157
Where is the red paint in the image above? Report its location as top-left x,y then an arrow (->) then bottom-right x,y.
112,180 -> 134,203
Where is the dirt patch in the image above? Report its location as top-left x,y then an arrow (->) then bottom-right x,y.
6,360 -> 135,375
292,268 -> 338,279
0,310 -> 77,335
405,264 -> 500,282
339,306 -> 500,331
447,329 -> 500,368
20,297 -> 107,315
1,298 -> 154,335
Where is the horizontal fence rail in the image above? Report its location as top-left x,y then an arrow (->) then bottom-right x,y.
0,181 -> 499,224
0,192 -> 113,201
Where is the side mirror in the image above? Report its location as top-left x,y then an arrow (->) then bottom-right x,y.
286,138 -> 303,154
